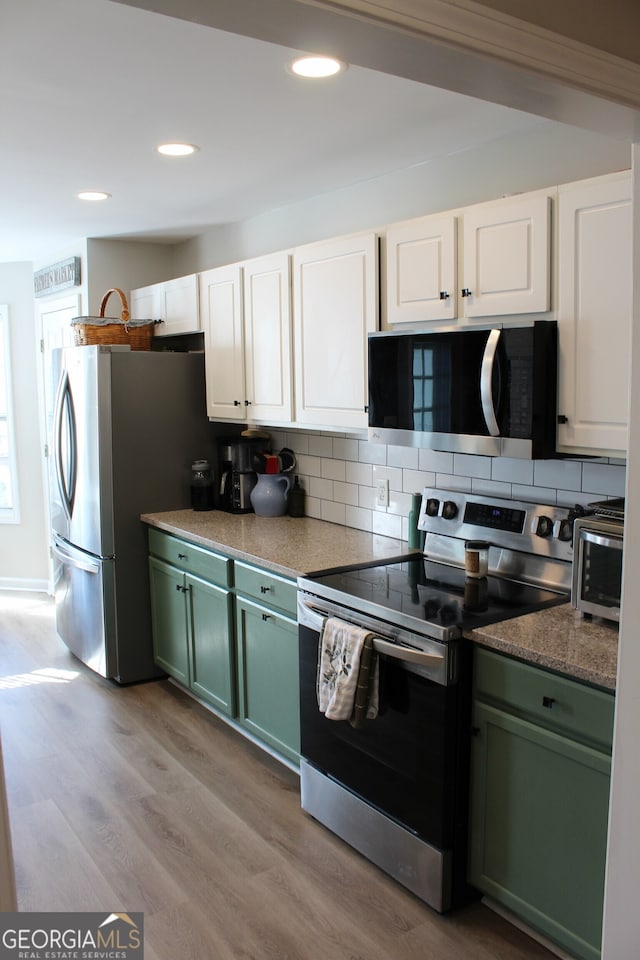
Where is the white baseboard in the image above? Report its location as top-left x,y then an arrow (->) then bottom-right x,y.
0,579 -> 49,593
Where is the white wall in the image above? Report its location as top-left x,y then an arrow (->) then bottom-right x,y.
173,122 -> 630,273
0,263 -> 48,589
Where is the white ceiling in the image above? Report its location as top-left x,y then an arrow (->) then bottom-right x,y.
1,0 -> 550,264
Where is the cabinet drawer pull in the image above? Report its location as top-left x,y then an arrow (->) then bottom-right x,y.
542,696 -> 555,708
261,613 -> 272,622
178,553 -> 187,560
260,585 -> 272,594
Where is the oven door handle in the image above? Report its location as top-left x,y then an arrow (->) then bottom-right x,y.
371,636 -> 444,667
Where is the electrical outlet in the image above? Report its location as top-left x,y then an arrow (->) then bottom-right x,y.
375,478 -> 389,508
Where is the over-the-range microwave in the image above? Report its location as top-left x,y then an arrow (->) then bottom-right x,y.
367,320 -> 557,460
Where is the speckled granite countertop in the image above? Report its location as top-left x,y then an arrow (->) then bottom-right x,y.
141,510 -> 618,690
468,604 -> 618,691
141,509 -> 413,579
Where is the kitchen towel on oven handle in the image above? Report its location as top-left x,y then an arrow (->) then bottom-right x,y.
317,616 -> 379,727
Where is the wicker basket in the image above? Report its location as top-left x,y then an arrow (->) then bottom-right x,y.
71,288 -> 155,351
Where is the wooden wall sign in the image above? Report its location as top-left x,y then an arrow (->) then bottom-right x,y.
34,257 -> 81,297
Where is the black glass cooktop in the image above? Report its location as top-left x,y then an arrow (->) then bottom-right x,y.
304,556 -> 568,636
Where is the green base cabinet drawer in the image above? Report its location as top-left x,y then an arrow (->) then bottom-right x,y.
474,647 -> 614,751
234,561 -> 297,616
149,528 -> 230,586
235,596 -> 300,763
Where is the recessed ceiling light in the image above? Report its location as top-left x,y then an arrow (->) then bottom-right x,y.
157,142 -> 199,157
290,55 -> 345,78
77,191 -> 111,201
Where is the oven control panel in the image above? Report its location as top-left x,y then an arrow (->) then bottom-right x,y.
418,488 -> 575,565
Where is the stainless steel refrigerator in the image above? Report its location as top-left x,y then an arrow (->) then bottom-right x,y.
50,344 -> 214,683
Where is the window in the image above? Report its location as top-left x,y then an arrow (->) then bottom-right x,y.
0,304 -> 19,523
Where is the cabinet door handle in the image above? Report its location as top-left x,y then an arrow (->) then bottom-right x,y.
260,585 -> 272,594
261,613 -> 272,622
245,399 -> 252,406
542,696 -> 555,708
178,553 -> 187,560
175,583 -> 187,593
233,400 -> 241,406
461,287 -> 472,298
439,290 -> 450,300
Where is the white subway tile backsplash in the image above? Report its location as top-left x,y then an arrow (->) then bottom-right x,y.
419,449 -> 454,473
470,479 -> 512,498
453,454 -> 492,479
333,481 -> 359,506
257,427 -> 626,536
333,437 -> 359,460
388,445 -> 420,469
308,435 -> 334,457
581,461 -> 626,497
358,439 -> 387,465
372,511 -> 403,539
309,476 -> 334,500
296,454 -> 322,477
373,464 -> 403,490
491,457 -> 534,486
346,461 -> 373,485
359,485 -> 377,509
346,505 -> 373,532
322,500 -> 346,525
402,469 -> 436,494
534,459 -> 582,491
322,458 -> 346,482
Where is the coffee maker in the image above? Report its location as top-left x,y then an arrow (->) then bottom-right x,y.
218,435 -> 271,512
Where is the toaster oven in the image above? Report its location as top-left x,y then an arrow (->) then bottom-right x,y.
572,514 -> 624,623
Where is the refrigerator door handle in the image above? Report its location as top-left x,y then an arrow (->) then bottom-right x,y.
52,538 -> 101,575
53,369 -> 77,520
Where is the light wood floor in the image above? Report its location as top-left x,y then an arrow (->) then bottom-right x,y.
0,590 -> 556,960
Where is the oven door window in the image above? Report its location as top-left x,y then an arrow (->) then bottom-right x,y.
299,625 -> 471,849
581,536 -> 623,609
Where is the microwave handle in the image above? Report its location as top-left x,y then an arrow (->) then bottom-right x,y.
480,329 -> 501,437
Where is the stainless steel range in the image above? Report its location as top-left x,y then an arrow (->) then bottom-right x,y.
297,488 -> 575,913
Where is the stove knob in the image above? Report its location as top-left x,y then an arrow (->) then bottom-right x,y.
558,518 -> 574,542
442,500 -> 458,520
536,515 -> 554,538
426,498 -> 440,517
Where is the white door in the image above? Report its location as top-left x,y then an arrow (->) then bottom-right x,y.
556,172 -> 632,455
385,213 -> 457,324
200,264 -> 246,420
293,233 -> 378,430
36,292 -> 81,594
243,251 -> 292,423
461,193 -> 551,317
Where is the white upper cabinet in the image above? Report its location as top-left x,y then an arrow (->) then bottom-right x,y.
293,232 -> 378,430
130,273 -> 199,337
200,263 -> 246,421
556,171 -> 632,455
384,192 -> 551,326
385,214 -> 457,324
242,251 -> 292,424
200,252 -> 292,423
461,193 -> 551,318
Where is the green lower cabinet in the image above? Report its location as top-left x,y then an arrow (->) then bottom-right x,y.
149,555 -> 190,685
148,550 -> 235,717
235,596 -> 300,764
188,573 -> 235,715
469,650 -> 613,960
